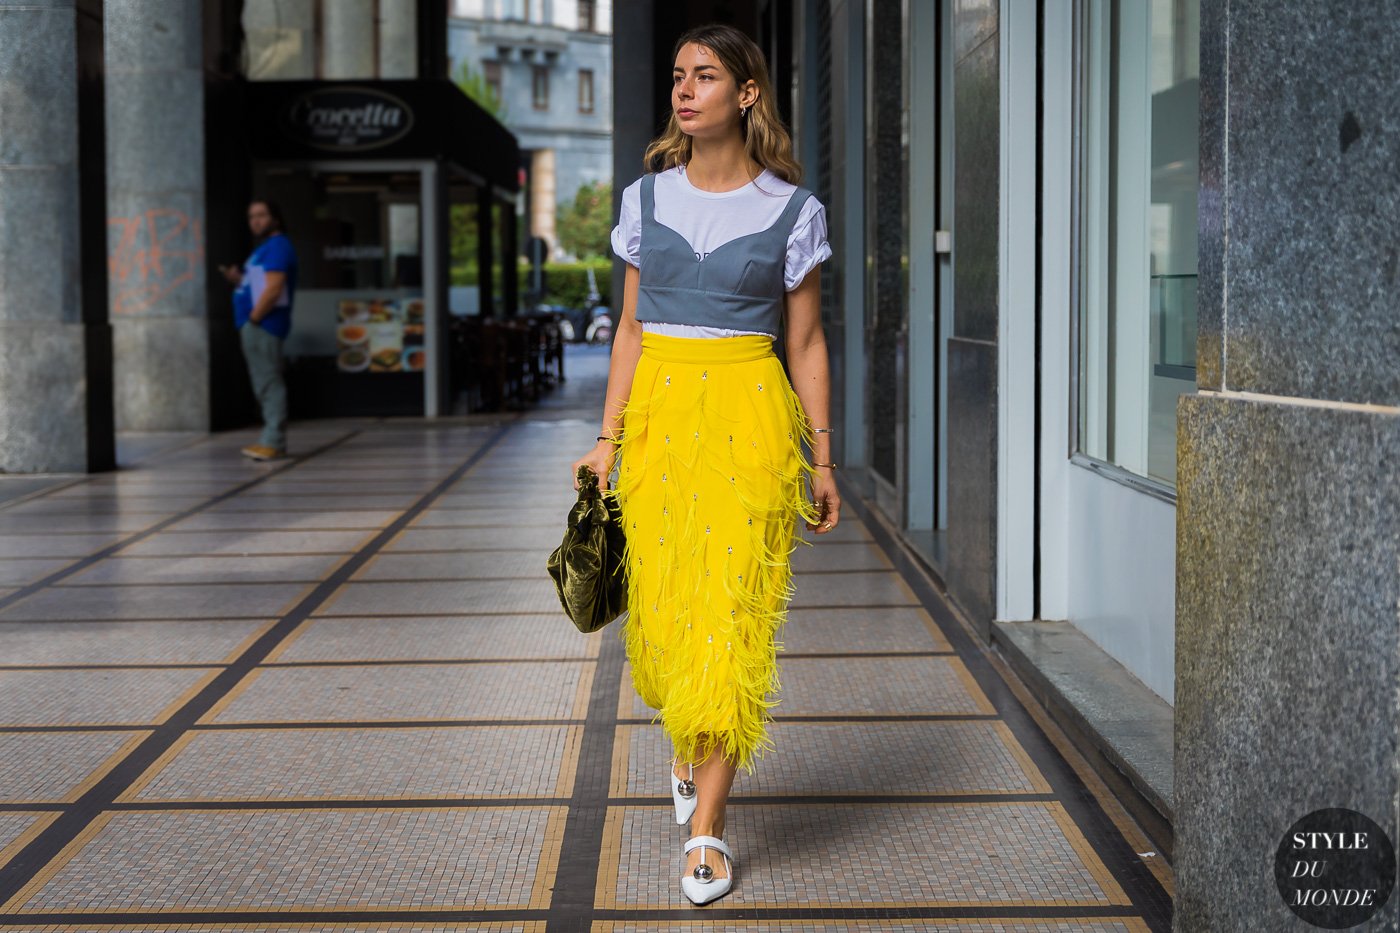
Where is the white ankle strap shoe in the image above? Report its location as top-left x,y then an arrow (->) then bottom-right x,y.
681,834 -> 734,905
670,758 -> 697,825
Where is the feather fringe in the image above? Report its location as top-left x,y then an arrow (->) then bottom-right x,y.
607,336 -> 821,776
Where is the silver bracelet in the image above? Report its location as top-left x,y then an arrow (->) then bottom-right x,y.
812,427 -> 835,434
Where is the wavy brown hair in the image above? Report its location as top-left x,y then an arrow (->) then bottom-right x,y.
642,23 -> 802,185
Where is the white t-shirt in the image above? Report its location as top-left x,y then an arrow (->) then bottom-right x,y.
611,165 -> 833,338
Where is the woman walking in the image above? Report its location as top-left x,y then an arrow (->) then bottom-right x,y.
571,23 -> 840,906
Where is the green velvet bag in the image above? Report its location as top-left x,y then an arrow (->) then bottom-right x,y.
547,465 -> 628,633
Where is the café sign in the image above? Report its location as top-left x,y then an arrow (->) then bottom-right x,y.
282,87 -> 414,152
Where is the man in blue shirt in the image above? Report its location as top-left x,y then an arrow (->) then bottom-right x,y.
220,200 -> 297,460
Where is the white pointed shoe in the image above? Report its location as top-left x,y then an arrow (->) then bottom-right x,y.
681,834 -> 734,905
670,758 -> 697,824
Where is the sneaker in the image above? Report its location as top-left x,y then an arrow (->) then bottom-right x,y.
240,445 -> 286,461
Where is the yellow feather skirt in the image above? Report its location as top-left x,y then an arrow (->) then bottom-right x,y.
610,332 -> 821,775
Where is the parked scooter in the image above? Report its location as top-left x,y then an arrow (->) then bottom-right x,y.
582,266 -> 612,344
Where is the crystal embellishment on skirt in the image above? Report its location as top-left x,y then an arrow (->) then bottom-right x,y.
757,383 -> 763,391
665,434 -> 670,443
665,375 -> 671,385
702,370 -> 707,380
727,546 -> 733,554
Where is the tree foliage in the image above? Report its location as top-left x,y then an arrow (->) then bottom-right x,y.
454,59 -> 506,121
556,180 -> 613,260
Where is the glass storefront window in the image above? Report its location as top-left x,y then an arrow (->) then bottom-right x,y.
255,167 -> 426,373
1077,0 -> 1199,486
243,0 -> 419,81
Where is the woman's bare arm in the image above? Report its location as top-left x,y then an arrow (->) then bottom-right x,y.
783,267 -> 841,532
572,263 -> 642,488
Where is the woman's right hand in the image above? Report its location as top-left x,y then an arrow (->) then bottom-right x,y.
571,440 -> 616,490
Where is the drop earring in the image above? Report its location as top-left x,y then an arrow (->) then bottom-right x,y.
739,105 -> 749,118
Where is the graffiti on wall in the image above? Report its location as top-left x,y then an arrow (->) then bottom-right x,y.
108,209 -> 205,315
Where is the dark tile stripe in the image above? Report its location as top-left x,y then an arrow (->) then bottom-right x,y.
0,421 -> 517,907
0,431 -> 365,615
836,477 -> 1173,930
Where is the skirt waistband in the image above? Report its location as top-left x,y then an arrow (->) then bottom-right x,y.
639,332 -> 775,364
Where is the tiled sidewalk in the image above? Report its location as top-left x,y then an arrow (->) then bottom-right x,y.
0,347 -> 1172,931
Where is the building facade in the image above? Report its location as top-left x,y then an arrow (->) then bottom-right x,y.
448,0 -> 613,258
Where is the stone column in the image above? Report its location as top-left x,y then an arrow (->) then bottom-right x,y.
105,0 -> 208,431
529,148 -> 557,257
0,0 -> 114,473
322,0 -> 376,79
1174,1 -> 1400,929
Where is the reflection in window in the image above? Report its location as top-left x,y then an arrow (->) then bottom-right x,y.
242,0 -> 419,81
1078,0 -> 1199,486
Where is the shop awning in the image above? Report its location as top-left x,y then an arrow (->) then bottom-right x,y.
245,79 -> 521,193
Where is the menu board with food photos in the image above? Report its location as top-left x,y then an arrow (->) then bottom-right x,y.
336,297 -> 426,373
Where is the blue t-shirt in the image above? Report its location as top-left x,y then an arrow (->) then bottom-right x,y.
234,233 -> 298,338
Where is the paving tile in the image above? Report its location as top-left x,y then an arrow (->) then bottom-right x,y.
0,534 -> 126,559
0,558 -> 78,587
791,541 -> 893,573
208,494 -> 423,512
386,526 -> 565,552
169,511 -> 401,531
594,922 -> 1148,932
0,513 -> 167,534
7,807 -> 565,912
0,497 -> 207,515
789,571 -> 919,607
0,668 -> 216,726
596,803 -> 1130,908
61,554 -> 348,585
435,490 -> 578,510
356,551 -> 555,580
121,529 -> 377,556
615,721 -> 1051,797
0,583 -> 310,621
316,579 -> 564,616
0,620 -> 269,666
0,732 -> 147,802
621,656 -> 994,718
782,607 -> 953,654
412,508 -> 564,528
248,479 -> 442,494
206,661 -> 593,723
272,616 -> 598,662
0,812 -> 57,870
127,725 -> 583,801
0,918 -> 540,924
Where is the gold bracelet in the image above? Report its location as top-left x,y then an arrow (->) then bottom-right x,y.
812,461 -> 838,469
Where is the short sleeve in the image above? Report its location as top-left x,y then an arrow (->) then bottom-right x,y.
261,236 -> 294,273
784,197 -> 832,290
610,179 -> 642,268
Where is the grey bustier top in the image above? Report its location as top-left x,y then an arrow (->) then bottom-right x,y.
634,172 -> 814,336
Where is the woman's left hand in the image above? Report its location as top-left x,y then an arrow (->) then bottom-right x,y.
806,469 -> 841,534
